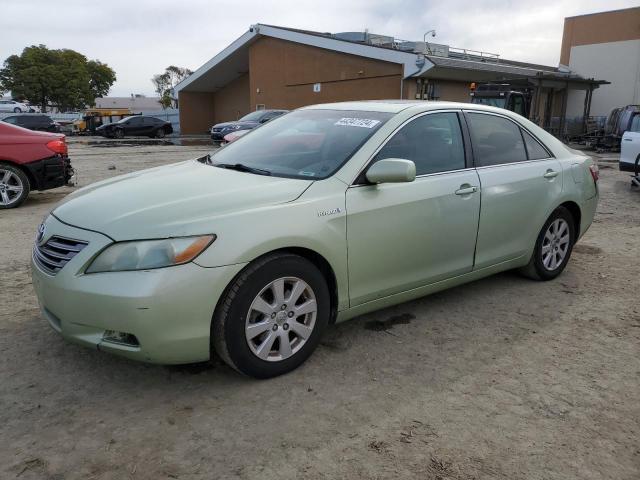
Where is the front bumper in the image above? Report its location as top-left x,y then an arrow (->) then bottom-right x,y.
31,215 -> 246,364
211,130 -> 225,142
23,155 -> 74,190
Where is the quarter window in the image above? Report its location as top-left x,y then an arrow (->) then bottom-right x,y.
522,129 -> 549,160
373,112 -> 466,175
630,115 -> 640,133
467,113 -> 527,167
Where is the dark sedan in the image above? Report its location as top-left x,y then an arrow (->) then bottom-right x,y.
210,109 -> 288,143
2,114 -> 60,133
96,115 -> 173,139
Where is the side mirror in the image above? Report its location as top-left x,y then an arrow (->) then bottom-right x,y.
365,158 -> 416,184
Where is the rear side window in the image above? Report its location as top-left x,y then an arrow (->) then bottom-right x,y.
467,113 -> 527,167
374,112 -> 466,175
522,130 -> 550,160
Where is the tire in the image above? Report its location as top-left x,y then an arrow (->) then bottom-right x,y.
13,107 -> 21,113
114,128 -> 125,139
212,253 -> 330,378
0,164 -> 30,209
155,128 -> 166,138
520,206 -> 575,281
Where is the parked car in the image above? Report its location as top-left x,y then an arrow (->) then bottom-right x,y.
620,109 -> 640,172
95,115 -> 173,138
31,101 -> 598,378
210,109 -> 288,143
0,99 -> 30,113
2,114 -> 60,133
0,122 -> 73,208
604,105 -> 640,149
222,128 -> 250,144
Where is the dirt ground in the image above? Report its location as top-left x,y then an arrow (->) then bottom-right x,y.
1,138 -> 639,480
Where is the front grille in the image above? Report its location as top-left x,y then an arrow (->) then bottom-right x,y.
33,236 -> 88,275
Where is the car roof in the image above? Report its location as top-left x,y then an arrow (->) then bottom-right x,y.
300,100 -> 520,115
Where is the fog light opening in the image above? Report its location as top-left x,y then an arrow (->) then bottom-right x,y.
102,330 -> 140,347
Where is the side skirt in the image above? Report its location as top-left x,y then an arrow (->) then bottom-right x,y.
335,255 -> 528,323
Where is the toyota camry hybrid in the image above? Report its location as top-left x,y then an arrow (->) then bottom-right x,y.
31,101 -> 599,378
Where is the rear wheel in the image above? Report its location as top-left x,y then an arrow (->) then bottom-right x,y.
520,206 -> 575,280
212,253 -> 330,378
0,164 -> 30,209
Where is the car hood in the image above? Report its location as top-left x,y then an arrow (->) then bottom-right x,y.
213,121 -> 258,130
53,159 -> 313,240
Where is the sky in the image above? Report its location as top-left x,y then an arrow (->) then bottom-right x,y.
1,0 -> 637,97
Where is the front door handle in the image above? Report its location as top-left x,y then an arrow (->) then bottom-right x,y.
543,169 -> 559,179
455,185 -> 478,195
623,138 -> 633,141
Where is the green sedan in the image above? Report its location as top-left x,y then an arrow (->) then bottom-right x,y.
31,101 -> 599,378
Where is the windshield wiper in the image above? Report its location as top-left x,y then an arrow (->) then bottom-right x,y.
214,163 -> 271,176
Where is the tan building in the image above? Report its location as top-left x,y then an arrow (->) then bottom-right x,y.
562,7 -> 640,118
176,24 -> 602,134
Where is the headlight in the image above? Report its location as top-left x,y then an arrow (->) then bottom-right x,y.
86,235 -> 215,273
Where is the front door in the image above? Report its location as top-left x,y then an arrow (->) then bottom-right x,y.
465,111 -> 563,269
346,111 -> 481,306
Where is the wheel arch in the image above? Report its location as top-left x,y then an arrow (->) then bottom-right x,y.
558,200 -> 581,238
0,160 -> 36,189
213,247 -> 340,327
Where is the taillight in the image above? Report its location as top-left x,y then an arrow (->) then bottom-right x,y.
589,164 -> 599,183
46,138 -> 67,156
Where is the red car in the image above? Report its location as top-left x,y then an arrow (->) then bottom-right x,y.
0,121 -> 73,209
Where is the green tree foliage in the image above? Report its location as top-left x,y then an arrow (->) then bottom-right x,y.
151,65 -> 193,109
0,45 -> 116,112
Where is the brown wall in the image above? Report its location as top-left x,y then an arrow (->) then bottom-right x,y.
435,80 -> 471,102
212,73 -> 250,124
248,37 -> 403,110
178,91 -> 215,135
560,7 -> 640,64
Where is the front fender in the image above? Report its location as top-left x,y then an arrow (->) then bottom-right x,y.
193,178 -> 350,311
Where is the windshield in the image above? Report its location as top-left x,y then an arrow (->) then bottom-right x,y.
472,97 -> 506,108
209,109 -> 392,179
239,111 -> 268,122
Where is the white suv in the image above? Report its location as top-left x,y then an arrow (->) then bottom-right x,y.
620,113 -> 640,174
0,99 -> 30,113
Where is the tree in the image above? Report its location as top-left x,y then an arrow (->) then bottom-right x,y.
0,45 -> 116,112
151,65 -> 193,109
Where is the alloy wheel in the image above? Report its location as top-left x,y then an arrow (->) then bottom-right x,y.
0,169 -> 24,206
245,277 -> 317,362
541,218 -> 570,271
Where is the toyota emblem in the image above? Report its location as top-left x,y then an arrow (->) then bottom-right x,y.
36,223 -> 46,245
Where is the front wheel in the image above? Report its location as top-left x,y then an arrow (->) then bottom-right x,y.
0,164 -> 30,209
155,128 -> 166,138
114,128 -> 125,139
520,206 -> 575,280
212,253 -> 330,378
13,107 -> 21,113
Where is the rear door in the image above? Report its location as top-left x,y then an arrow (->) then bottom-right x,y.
621,114 -> 640,171
465,111 -> 563,269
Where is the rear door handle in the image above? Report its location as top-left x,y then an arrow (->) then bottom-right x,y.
455,185 -> 478,195
543,170 -> 559,179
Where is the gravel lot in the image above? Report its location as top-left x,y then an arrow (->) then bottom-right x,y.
1,138 -> 639,480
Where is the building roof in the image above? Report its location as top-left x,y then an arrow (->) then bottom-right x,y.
175,23 -> 604,94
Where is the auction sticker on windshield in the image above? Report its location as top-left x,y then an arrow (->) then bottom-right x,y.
334,118 -> 381,128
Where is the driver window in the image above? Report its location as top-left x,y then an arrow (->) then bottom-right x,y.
373,112 -> 466,175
